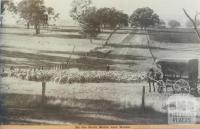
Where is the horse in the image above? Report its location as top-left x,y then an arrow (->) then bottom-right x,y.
147,68 -> 156,92
147,67 -> 163,92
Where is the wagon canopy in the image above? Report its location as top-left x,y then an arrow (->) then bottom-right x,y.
155,58 -> 199,79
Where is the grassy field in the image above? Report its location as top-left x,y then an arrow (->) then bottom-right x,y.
1,27 -> 199,71
1,78 -> 168,124
1,26 -> 200,124
148,28 -> 199,43
0,27 -> 130,70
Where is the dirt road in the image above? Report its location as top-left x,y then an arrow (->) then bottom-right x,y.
110,30 -> 154,71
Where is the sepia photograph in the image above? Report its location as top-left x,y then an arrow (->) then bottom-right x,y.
0,0 -> 200,126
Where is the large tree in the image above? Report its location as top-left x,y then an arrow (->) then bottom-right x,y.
79,7 -> 100,42
96,8 -> 128,45
129,7 -> 160,29
17,0 -> 57,34
70,0 -> 128,45
70,0 -> 97,43
168,20 -> 181,28
130,7 -> 160,62
97,7 -> 128,30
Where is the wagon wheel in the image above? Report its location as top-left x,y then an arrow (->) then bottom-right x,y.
173,79 -> 190,94
157,80 -> 165,93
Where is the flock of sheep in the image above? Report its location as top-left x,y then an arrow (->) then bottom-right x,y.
0,66 -> 147,84
7,67 -> 52,82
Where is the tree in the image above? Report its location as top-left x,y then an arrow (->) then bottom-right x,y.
129,7 -> 160,29
46,7 -> 60,22
17,0 -> 57,34
70,0 -> 97,43
168,20 -> 181,28
156,19 -> 166,28
118,11 -> 129,27
70,0 -> 92,22
96,8 -> 128,45
79,7 -> 100,43
130,7 -> 160,62
96,7 -> 110,29
97,8 -> 128,29
17,0 -> 45,33
70,0 -> 128,45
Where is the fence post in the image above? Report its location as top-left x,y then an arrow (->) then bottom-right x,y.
142,86 -> 145,112
42,82 -> 46,106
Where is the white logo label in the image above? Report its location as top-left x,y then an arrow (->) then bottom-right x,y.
167,94 -> 198,124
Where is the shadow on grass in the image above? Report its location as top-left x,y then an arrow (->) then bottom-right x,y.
87,51 -> 148,61
1,93 -> 167,124
107,43 -> 170,50
0,31 -> 102,40
39,49 -> 146,62
0,48 -> 139,70
148,31 -> 199,43
0,95 -> 9,124
0,49 -> 113,70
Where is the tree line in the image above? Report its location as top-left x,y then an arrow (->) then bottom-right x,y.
1,0 -> 200,36
70,0 -> 192,43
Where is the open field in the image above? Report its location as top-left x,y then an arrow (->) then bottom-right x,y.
1,78 -> 200,124
0,27 -> 129,70
0,78 -> 171,124
148,29 -> 199,43
1,26 -> 200,124
1,27 -> 200,71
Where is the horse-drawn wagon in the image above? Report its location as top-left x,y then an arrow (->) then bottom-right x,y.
148,58 -> 199,95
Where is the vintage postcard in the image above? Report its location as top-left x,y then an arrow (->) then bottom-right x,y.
0,0 -> 200,128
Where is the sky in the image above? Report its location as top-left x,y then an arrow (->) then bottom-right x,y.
4,0 -> 200,26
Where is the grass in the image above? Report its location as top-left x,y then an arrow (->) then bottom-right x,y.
2,27 -> 199,73
0,96 -> 8,124
1,93 -> 167,124
148,29 -> 199,43
1,26 -> 200,124
1,93 -> 120,110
